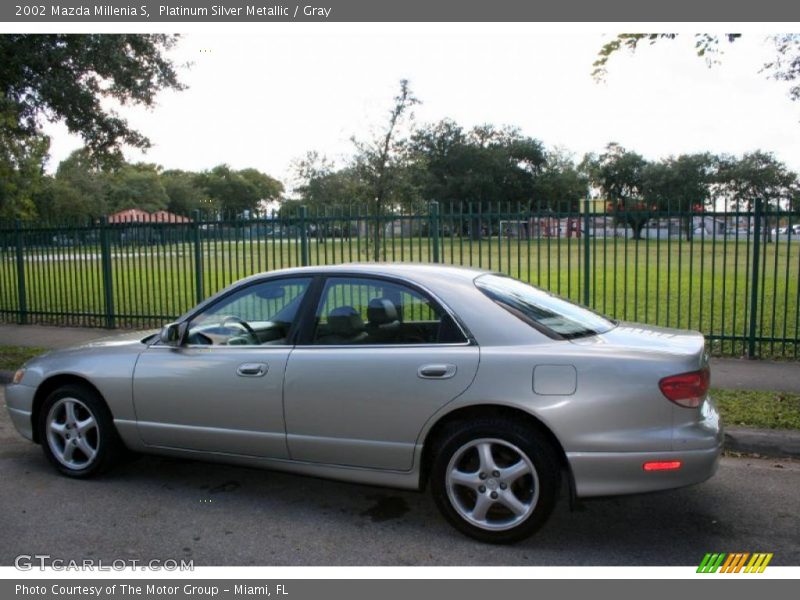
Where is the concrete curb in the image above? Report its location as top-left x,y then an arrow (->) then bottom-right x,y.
724,427 -> 800,459
1,370 -> 798,459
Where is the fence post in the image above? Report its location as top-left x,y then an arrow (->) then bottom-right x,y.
430,201 -> 440,264
192,210 -> 204,304
583,193 -> 591,307
14,220 -> 27,325
299,205 -> 309,266
373,202 -> 381,262
748,198 -> 762,358
99,216 -> 115,329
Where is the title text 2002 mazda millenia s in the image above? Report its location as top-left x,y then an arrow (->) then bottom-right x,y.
6,264 -> 722,543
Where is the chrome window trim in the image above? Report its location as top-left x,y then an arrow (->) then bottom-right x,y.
148,342 -> 294,350
149,340 -> 472,350
293,341 -> 473,349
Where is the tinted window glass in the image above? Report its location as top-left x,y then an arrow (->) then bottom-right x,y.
475,274 -> 615,339
312,277 -> 465,345
187,277 -> 311,345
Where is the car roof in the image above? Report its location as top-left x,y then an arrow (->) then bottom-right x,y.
254,262 -> 492,283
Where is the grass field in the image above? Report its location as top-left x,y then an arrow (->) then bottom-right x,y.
0,345 -> 48,371
1,235 -> 799,357
713,388 -> 800,430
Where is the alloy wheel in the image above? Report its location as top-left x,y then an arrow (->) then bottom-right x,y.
45,397 -> 100,470
445,437 -> 539,531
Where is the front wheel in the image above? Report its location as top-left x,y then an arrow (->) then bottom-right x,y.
38,384 -> 123,477
430,418 -> 560,544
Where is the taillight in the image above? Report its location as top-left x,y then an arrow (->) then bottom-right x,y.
658,367 -> 710,408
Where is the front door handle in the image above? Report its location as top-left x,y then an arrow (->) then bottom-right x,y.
236,363 -> 268,377
418,364 -> 457,379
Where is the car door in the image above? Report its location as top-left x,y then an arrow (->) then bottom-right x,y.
283,275 -> 480,471
133,276 -> 313,457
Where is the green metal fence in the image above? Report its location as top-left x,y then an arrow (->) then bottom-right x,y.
1,200 -> 798,359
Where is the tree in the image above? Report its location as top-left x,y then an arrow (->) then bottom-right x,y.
584,143 -> 650,239
0,34 -> 184,163
716,151 -> 798,242
34,152 -> 285,221
406,119 -> 471,207
405,120 -> 548,239
42,148 -> 110,220
292,152 -> 371,208
532,148 -> 588,212
197,164 -> 283,216
106,163 -> 169,213
592,34 -> 800,104
769,34 -> 800,101
642,153 -> 717,240
0,35 -> 184,220
161,169 -> 210,215
407,119 -> 547,240
238,168 -> 284,209
352,79 -> 420,258
469,124 -> 548,207
716,151 -> 797,210
0,125 -> 48,220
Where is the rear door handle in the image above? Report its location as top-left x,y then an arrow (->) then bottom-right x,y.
237,363 -> 268,377
418,364 -> 457,379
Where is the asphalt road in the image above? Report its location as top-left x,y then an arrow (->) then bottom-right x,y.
1,386 -> 798,567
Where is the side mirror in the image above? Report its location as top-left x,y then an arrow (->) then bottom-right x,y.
159,322 -> 186,346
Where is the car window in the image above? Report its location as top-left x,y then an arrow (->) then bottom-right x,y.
311,277 -> 466,345
475,273 -> 616,339
186,277 -> 312,346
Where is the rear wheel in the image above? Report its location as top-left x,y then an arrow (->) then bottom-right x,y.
37,384 -> 123,477
430,418 -> 560,544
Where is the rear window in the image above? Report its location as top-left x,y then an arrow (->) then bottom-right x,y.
475,274 -> 615,339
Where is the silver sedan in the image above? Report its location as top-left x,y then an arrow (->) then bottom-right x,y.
5,264 -> 722,543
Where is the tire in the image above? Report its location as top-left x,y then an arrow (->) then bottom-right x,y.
430,417 -> 561,544
37,383 -> 123,478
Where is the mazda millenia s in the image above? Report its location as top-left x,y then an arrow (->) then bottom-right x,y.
6,264 -> 722,543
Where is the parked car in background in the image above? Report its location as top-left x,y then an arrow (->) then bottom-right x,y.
6,264 -> 722,543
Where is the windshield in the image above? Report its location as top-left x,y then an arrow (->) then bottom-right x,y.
475,274 -> 616,339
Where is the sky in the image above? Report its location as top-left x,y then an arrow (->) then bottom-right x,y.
41,27 -> 800,190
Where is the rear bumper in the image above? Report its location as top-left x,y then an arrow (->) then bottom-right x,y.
568,393 -> 723,498
568,444 -> 722,497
